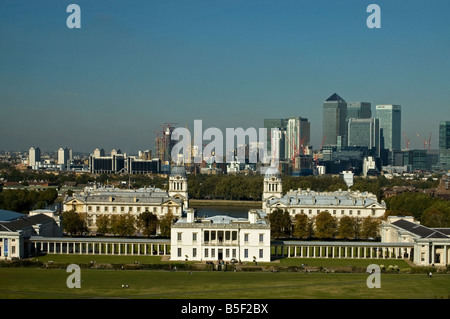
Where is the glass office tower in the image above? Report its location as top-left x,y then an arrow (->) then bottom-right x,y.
439,121 -> 450,168
375,104 -> 401,151
322,93 -> 347,147
347,118 -> 380,156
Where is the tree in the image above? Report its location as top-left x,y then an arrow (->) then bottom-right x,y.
360,216 -> 380,239
268,209 -> 292,238
292,213 -> 311,239
421,204 -> 450,228
136,211 -> 158,237
337,216 -> 358,239
62,210 -> 87,235
159,211 -> 174,237
95,214 -> 110,235
110,214 -> 136,237
314,211 -> 337,239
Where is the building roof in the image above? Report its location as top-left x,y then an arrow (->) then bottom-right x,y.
264,166 -> 281,179
0,209 -> 26,222
0,213 -> 53,233
391,219 -> 450,239
64,186 -> 182,205
171,166 -> 187,178
267,190 -> 383,208
325,93 -> 345,103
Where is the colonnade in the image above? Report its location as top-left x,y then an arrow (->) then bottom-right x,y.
28,238 -> 171,257
272,241 -> 414,260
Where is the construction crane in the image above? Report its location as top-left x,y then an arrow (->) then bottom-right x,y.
402,131 -> 410,150
313,136 -> 326,165
415,132 -> 428,150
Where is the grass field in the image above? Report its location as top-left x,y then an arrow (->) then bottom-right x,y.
0,255 -> 449,299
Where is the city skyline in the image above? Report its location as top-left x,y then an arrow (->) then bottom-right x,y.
1,1 -> 449,154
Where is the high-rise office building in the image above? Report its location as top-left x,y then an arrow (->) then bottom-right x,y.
322,93 -> 347,147
58,147 -> 70,167
347,118 -> 380,156
264,119 -> 287,160
439,121 -> 450,168
28,147 -> 41,167
285,117 -> 310,160
375,105 -> 401,151
346,102 -> 372,120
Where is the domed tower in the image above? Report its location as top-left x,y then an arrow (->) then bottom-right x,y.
262,166 -> 283,208
169,166 -> 189,208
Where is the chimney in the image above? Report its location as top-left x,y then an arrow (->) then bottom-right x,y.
248,210 -> 258,224
186,209 -> 195,223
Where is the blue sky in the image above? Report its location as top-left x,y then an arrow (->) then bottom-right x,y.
1,0 -> 449,154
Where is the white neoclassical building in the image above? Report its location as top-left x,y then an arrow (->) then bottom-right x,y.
262,166 -> 386,219
170,209 -> 271,263
0,209 -> 62,260
381,216 -> 450,266
63,166 -> 189,232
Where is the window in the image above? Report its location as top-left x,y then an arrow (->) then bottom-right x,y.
333,210 -> 336,215
137,207 -> 141,212
96,206 -> 100,212
244,234 -> 249,242
177,232 -> 182,241
193,248 -> 197,258
232,249 -> 236,258
204,249 -> 209,258
121,207 -> 125,212
192,233 -> 197,242
259,249 -> 264,259
88,206 -> 92,212
204,231 -> 210,242
211,249 -> 215,258
177,248 -> 182,257
244,249 -> 248,258
341,210 -> 344,215
309,210 -> 312,215
349,210 -> 353,215
226,249 -> 230,258
112,206 -> 116,212
259,234 -> 264,243
357,210 -> 361,216
232,231 -> 237,241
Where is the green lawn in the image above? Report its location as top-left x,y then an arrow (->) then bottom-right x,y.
0,267 -> 448,299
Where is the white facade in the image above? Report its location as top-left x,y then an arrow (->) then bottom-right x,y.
262,167 -> 385,219
171,209 -> 271,262
381,216 -> 450,266
28,147 -> 41,168
168,166 -> 189,208
63,185 -> 184,232
0,210 -> 62,260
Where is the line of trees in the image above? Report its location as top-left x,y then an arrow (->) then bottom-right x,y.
268,209 -> 381,240
385,192 -> 450,227
61,210 -> 174,238
0,188 -> 58,213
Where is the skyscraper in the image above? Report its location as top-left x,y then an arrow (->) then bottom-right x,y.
322,93 -> 347,147
375,105 -> 401,151
439,121 -> 450,168
28,147 -> 41,167
285,117 -> 310,159
264,118 -> 287,160
346,102 -> 372,120
58,147 -> 70,167
347,118 -> 380,156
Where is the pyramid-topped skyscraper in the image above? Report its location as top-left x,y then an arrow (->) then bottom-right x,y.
322,93 -> 347,147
